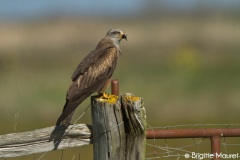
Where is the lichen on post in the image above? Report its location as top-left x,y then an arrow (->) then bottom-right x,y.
91,92 -> 146,160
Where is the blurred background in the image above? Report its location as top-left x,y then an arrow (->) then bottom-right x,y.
1,1 -> 240,159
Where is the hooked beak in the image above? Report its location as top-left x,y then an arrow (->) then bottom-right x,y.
122,33 -> 127,41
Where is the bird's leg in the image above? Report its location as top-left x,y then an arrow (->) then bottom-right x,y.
99,92 -> 118,103
101,92 -> 109,99
100,92 -> 118,99
98,92 -> 107,99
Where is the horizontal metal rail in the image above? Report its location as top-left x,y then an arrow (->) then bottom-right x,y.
146,129 -> 240,160
146,128 -> 240,139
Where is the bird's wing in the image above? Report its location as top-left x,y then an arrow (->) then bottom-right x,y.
56,46 -> 119,125
67,46 -> 119,101
71,38 -> 117,81
71,47 -> 105,81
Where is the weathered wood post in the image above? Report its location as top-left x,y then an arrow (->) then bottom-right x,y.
91,80 -> 146,160
0,124 -> 92,158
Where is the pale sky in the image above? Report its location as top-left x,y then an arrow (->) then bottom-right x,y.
0,0 -> 239,20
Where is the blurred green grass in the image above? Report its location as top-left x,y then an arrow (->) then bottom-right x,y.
1,16 -> 240,159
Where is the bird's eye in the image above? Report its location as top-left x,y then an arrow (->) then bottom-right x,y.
112,31 -> 120,34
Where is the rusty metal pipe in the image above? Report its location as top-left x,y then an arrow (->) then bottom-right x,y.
146,129 -> 240,160
111,79 -> 119,96
146,128 -> 240,139
211,136 -> 221,160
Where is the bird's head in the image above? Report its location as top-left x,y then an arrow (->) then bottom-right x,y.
106,28 -> 127,43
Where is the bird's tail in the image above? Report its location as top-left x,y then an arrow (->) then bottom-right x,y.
56,93 -> 91,126
56,100 -> 79,126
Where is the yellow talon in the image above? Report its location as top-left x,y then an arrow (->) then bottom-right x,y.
101,92 -> 109,99
99,92 -> 118,103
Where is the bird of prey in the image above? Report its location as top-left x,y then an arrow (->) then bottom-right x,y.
56,28 -> 127,126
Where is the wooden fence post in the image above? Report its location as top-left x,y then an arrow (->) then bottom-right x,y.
91,93 -> 146,160
121,93 -> 146,160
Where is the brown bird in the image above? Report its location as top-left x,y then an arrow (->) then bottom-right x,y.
56,28 -> 127,126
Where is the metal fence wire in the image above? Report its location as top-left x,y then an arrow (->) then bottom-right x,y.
145,124 -> 240,160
